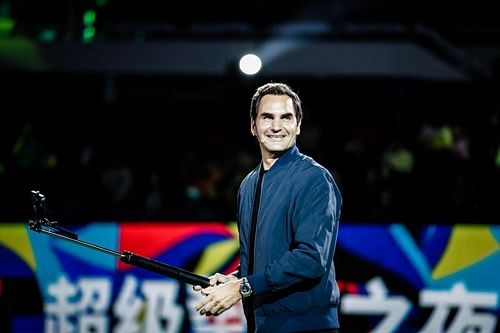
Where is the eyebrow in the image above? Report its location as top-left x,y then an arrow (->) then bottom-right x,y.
260,112 -> 294,118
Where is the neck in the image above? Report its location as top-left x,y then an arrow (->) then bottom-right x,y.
260,148 -> 288,170
262,157 -> 278,170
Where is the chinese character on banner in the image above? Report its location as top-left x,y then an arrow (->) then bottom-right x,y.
420,282 -> 498,333
45,275 -> 111,333
341,277 -> 412,333
113,275 -> 184,333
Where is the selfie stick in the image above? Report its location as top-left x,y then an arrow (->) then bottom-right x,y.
27,190 -> 210,287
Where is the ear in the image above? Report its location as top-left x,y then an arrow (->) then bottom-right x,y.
296,120 -> 302,135
250,120 -> 256,136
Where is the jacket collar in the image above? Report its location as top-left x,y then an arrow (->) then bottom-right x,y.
257,144 -> 300,175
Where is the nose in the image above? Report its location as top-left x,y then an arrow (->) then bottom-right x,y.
271,118 -> 282,131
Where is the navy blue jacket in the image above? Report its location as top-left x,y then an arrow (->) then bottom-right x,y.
237,144 -> 342,332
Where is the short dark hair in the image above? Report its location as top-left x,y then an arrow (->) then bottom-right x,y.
250,82 -> 303,122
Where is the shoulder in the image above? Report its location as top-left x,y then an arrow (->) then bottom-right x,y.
294,153 -> 341,197
296,153 -> 334,181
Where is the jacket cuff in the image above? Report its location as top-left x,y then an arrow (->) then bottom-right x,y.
247,272 -> 271,295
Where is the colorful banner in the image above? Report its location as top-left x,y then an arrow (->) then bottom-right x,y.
336,224 -> 500,332
0,222 -> 499,332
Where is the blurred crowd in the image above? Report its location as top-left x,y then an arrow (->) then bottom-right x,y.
1,79 -> 499,225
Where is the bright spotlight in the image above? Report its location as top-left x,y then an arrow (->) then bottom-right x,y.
239,53 -> 262,75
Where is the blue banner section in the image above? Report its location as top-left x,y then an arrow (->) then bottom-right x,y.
1,222 -> 499,333
336,223 -> 500,332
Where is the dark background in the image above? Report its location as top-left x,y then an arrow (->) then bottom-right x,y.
1,0 -> 499,225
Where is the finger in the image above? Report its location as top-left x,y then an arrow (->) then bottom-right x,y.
200,302 -> 214,316
209,277 -> 219,286
193,285 -> 202,291
197,303 -> 208,314
209,273 -> 228,286
210,303 -> 224,316
200,286 -> 215,296
195,295 -> 212,311
215,307 -> 227,316
199,305 -> 207,315
213,273 -> 225,281
216,273 -> 232,283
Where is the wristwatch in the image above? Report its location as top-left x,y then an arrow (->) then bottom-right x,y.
239,277 -> 253,298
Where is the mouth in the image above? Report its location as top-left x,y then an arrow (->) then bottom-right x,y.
267,134 -> 286,140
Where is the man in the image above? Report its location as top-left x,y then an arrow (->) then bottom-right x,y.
195,82 -> 342,333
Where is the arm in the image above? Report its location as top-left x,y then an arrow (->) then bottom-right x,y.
249,170 -> 341,295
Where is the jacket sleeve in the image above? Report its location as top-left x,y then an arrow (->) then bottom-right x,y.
248,169 -> 341,294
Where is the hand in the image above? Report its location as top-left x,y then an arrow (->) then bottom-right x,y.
193,272 -> 237,292
195,279 -> 242,316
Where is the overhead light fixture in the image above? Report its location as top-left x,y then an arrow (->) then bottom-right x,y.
239,53 -> 262,75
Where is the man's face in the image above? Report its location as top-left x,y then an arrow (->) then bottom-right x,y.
251,94 -> 301,158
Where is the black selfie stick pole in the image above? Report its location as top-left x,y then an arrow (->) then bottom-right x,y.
27,190 -> 210,287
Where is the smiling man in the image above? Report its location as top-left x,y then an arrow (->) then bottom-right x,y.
194,82 -> 343,333
251,93 -> 301,167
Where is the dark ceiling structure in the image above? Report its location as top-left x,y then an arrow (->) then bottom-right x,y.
1,0 -> 499,80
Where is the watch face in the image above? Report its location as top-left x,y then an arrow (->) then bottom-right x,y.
240,281 -> 252,297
